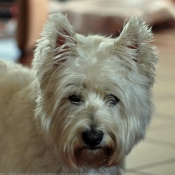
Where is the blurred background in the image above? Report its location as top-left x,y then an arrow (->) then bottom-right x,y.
0,0 -> 175,174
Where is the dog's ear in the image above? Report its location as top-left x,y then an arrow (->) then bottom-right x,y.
33,13 -> 77,89
50,13 -> 77,65
34,13 -> 77,66
53,20 -> 77,66
114,17 -> 158,85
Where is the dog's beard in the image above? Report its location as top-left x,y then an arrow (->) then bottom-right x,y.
51,114 -> 124,169
59,135 -> 124,169
75,145 -> 112,168
73,134 -> 124,168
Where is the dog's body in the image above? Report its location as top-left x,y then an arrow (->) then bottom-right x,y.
0,13 -> 157,174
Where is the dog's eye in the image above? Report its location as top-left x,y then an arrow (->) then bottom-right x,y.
106,94 -> 120,106
68,94 -> 82,104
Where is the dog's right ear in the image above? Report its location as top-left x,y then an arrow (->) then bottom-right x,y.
51,15 -> 78,66
33,13 -> 77,89
40,13 -> 77,64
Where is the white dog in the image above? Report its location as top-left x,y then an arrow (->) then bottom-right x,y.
0,13 -> 158,174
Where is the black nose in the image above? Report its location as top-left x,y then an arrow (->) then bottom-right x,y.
82,130 -> 103,147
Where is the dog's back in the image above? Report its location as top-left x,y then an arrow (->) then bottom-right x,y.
0,59 -> 35,95
0,59 -> 35,116
0,59 -> 40,172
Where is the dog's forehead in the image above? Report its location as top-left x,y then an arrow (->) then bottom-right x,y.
62,34 -> 127,93
76,34 -> 114,52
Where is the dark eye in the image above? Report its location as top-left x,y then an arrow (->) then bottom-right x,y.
68,94 -> 82,105
106,94 -> 120,106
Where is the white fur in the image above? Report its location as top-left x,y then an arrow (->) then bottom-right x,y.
0,13 -> 158,174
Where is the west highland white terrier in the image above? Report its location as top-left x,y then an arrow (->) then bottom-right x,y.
0,13 -> 158,174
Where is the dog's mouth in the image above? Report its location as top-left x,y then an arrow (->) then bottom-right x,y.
88,146 -> 101,150
75,143 -> 113,156
81,145 -> 102,151
74,145 -> 114,168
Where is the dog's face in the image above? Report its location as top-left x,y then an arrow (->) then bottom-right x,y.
33,14 -> 158,169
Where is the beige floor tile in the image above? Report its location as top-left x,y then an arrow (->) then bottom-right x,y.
154,47 -> 175,86
154,65 -> 175,84
123,170 -> 135,175
156,57 -> 175,71
148,116 -> 174,130
126,141 -> 175,170
155,100 -> 175,117
156,61 -> 175,75
123,172 -> 139,175
160,53 -> 175,65
124,171 -> 156,175
153,80 -> 175,97
154,113 -> 175,121
147,126 -> 175,144
152,58 -> 175,101
123,171 -> 153,175
142,161 -> 175,175
153,93 -> 175,104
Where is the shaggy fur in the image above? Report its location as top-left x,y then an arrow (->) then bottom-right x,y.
0,13 -> 158,174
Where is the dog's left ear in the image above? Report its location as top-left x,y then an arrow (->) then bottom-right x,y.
114,17 -> 158,85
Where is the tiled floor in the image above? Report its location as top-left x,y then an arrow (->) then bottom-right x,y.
124,29 -> 175,175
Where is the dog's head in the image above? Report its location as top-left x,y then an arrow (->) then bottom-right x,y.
33,13 -> 158,168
